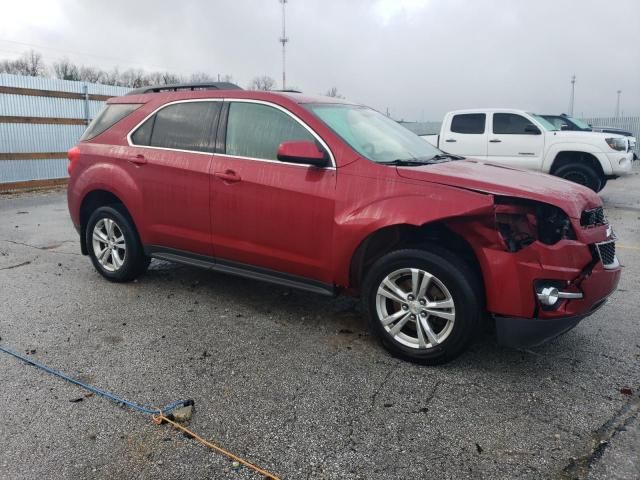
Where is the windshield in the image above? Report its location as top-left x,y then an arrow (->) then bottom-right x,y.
529,113 -> 559,131
305,104 -> 443,163
566,116 -> 591,130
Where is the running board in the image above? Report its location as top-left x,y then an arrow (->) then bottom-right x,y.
145,246 -> 336,297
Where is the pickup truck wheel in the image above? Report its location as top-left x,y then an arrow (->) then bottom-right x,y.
362,247 -> 481,364
86,206 -> 149,282
554,163 -> 602,192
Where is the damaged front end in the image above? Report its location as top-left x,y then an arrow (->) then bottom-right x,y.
448,195 -> 621,348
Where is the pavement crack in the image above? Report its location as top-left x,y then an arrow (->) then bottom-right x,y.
0,239 -> 81,256
0,260 -> 32,270
559,390 -> 640,479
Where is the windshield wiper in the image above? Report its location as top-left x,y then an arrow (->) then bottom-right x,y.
429,153 -> 465,161
378,158 -> 433,166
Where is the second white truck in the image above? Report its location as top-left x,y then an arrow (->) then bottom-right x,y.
422,108 -> 634,191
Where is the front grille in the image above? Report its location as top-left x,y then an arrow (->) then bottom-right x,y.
595,240 -> 617,267
581,207 -> 606,227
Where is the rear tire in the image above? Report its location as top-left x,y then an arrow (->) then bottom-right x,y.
362,247 -> 482,364
554,163 -> 602,192
86,205 -> 149,282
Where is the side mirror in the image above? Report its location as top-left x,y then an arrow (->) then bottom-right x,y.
524,125 -> 541,135
277,140 -> 329,167
560,123 -> 570,131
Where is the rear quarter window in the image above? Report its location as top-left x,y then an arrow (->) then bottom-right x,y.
80,104 -> 141,141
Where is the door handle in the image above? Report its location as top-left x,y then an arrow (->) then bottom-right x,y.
445,139 -> 457,143
214,170 -> 241,183
128,154 -> 147,165
489,139 -> 502,143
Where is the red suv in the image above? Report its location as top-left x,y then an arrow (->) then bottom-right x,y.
67,83 -> 621,364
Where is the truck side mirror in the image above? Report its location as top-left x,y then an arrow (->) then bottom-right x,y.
524,125 -> 541,135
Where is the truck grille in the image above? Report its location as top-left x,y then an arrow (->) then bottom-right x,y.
595,240 -> 617,268
581,207 -> 606,227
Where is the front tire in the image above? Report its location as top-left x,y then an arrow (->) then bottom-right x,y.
86,206 -> 149,282
362,247 -> 482,364
554,163 -> 603,192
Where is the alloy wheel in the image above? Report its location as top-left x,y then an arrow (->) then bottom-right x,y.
92,218 -> 126,272
375,268 -> 456,349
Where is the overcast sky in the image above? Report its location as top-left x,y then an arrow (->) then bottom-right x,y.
1,0 -> 638,120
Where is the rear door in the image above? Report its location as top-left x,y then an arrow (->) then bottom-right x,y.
210,100 -> 337,284
127,100 -> 221,256
440,113 -> 488,157
487,113 -> 544,170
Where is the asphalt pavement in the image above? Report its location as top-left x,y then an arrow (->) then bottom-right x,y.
0,166 -> 638,479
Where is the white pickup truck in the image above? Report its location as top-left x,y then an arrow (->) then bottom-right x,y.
422,108 -> 634,192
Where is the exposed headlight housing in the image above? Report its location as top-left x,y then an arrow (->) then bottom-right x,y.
495,197 -> 576,252
605,137 -> 628,152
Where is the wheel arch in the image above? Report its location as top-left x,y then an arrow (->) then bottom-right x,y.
79,190 -> 136,255
548,150 -> 610,178
348,221 -> 485,299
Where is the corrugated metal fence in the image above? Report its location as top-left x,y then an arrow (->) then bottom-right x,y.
0,74 -> 129,190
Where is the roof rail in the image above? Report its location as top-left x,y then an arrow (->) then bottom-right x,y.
273,89 -> 303,93
126,82 -> 242,95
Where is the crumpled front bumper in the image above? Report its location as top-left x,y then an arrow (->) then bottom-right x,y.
495,299 -> 607,348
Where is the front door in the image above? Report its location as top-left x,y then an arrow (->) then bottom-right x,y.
210,101 -> 336,283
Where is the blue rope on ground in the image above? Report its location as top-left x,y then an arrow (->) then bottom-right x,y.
0,344 -> 192,415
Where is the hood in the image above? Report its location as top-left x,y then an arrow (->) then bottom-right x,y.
396,159 -> 601,218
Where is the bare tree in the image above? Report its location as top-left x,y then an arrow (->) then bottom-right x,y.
0,50 -> 45,76
53,58 -> 80,81
250,75 -> 276,91
325,87 -> 344,98
23,50 -> 46,76
190,72 -> 215,82
79,66 -> 104,83
0,49 -> 236,89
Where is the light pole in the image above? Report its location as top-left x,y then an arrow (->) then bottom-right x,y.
615,90 -> 622,118
279,0 -> 288,90
568,75 -> 576,116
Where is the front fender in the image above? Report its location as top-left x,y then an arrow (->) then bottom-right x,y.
332,183 -> 495,286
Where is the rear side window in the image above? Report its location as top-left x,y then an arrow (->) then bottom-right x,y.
225,102 -> 315,160
450,114 -> 485,134
81,104 -> 141,141
131,101 -> 221,153
493,113 -> 537,134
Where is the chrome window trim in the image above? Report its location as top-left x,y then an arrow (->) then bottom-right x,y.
126,98 -> 223,155
126,97 -> 336,169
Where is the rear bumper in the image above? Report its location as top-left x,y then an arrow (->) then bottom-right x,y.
495,299 -> 607,348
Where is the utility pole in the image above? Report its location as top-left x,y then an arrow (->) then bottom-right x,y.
279,0 -> 288,90
568,75 -> 576,116
615,90 -> 622,118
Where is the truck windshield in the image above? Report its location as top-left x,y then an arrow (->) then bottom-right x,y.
565,116 -> 591,130
529,113 -> 559,132
306,104 -> 443,164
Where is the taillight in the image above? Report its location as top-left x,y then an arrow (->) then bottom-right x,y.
67,146 -> 80,175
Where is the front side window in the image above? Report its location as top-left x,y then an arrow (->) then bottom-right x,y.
306,104 -> 442,163
81,103 -> 141,141
225,102 -> 315,160
493,113 -> 539,134
451,113 -> 486,134
131,101 -> 220,153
